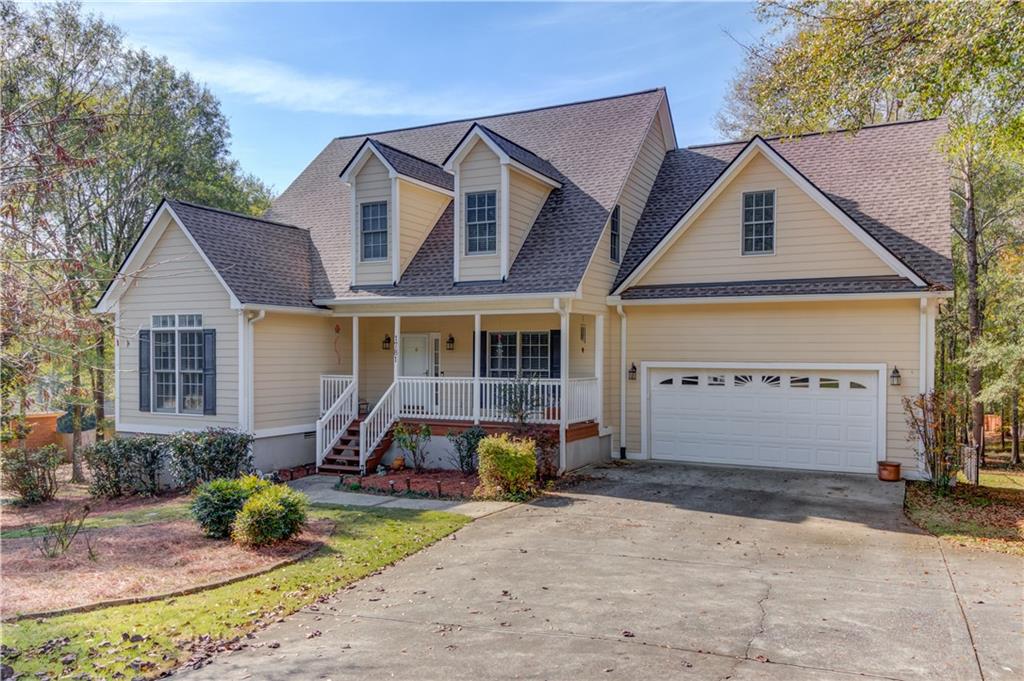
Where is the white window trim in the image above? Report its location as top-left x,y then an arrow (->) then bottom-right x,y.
359,200 -> 389,263
740,188 -> 777,257
149,313 -> 207,417
464,190 -> 498,257
486,330 -> 551,378
610,205 -> 621,263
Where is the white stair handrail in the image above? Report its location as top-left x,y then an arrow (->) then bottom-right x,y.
315,380 -> 358,468
359,382 -> 399,473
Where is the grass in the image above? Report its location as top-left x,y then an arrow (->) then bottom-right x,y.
2,505 -> 469,679
1,500 -> 192,539
905,467 -> 1024,557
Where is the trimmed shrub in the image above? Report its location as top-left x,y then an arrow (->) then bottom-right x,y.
447,425 -> 486,475
476,433 -> 537,500
231,485 -> 309,548
0,444 -> 62,504
191,475 -> 273,538
168,428 -> 254,487
85,435 -> 165,498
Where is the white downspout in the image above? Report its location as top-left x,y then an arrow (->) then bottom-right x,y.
616,304 -> 627,459
245,309 -> 266,434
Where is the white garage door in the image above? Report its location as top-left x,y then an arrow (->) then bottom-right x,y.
648,368 -> 879,473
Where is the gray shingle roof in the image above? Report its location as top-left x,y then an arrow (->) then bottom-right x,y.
619,275 -> 923,300
615,119 -> 952,293
367,139 -> 454,191
473,124 -> 562,184
267,89 -> 667,301
167,200 -> 320,309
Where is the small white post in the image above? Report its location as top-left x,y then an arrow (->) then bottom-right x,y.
352,316 -> 360,394
393,315 -> 401,382
595,314 -> 605,427
559,304 -> 569,472
473,313 -> 481,424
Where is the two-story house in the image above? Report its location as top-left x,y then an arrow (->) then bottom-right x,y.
94,88 -> 952,479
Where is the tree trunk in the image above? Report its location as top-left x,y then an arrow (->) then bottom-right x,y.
964,177 -> 984,458
1000,401 -> 1007,451
93,329 -> 106,441
1012,391 -> 1020,466
70,352 -> 85,483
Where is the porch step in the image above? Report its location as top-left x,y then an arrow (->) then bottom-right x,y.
316,424 -> 393,477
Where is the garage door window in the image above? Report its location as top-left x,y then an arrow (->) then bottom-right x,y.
680,375 -> 699,386
761,375 -> 781,387
790,376 -> 809,389
820,377 -> 840,389
708,374 -> 726,387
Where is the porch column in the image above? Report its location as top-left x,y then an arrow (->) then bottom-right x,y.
595,313 -> 605,429
352,316 -> 360,392
473,313 -> 481,424
393,315 -> 401,382
559,305 -> 569,471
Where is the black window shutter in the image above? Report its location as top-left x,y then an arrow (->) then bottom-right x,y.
138,329 -> 151,412
478,330 -> 488,377
549,329 -> 561,379
203,329 -> 217,415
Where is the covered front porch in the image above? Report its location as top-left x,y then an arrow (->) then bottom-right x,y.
315,308 -> 605,474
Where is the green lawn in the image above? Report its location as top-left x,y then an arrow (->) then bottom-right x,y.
1,500 -> 192,539
2,506 -> 469,679
905,468 -> 1024,557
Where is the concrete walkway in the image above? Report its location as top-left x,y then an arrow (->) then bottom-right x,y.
288,474 -> 516,519
180,463 -> 1022,680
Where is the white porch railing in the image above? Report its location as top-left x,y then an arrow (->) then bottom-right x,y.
396,376 -> 475,420
315,380 -> 358,467
479,377 -> 561,424
320,375 -> 353,415
359,382 -> 399,472
567,377 -> 600,424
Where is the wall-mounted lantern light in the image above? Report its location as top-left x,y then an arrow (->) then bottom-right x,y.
446,334 -> 455,351
382,334 -> 392,351
628,363 -> 637,381
889,367 -> 901,386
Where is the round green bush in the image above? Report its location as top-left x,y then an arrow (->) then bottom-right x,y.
231,485 -> 309,548
168,428 -> 254,488
476,433 -> 537,500
191,475 -> 272,538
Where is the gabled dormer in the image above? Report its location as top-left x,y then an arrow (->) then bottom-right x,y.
443,124 -> 562,282
340,138 -> 453,286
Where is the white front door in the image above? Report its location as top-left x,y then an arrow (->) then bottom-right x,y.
401,334 -> 430,377
648,368 -> 880,474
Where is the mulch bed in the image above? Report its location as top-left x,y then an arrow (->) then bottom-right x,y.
1,519 -> 333,618
347,469 -> 480,499
905,477 -> 1024,556
0,464 -> 187,534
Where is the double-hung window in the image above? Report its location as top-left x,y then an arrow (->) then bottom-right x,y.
150,314 -> 206,414
465,190 -> 497,255
360,201 -> 388,261
742,190 -> 775,255
609,205 -> 620,262
487,331 -> 550,378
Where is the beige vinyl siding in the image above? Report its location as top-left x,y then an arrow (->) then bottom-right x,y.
458,140 -> 501,281
252,313 -> 349,431
354,155 -> 392,285
637,153 -> 894,286
117,216 -> 239,430
508,168 -> 551,266
577,113 -> 667,309
398,179 -> 449,277
622,299 -> 921,469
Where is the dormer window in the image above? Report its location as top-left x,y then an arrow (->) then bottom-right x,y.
465,190 -> 497,255
360,201 -> 388,261
742,190 -> 775,255
609,205 -> 621,262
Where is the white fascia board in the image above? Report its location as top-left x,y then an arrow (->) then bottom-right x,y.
443,125 -> 504,172
313,291 -> 577,306
612,137 -> 927,295
507,158 -> 561,189
608,290 -> 949,306
340,141 -> 395,184
239,303 -> 332,316
93,202 -> 242,313
398,174 -> 454,197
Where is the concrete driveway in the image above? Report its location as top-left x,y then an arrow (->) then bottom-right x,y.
178,462 -> 1022,680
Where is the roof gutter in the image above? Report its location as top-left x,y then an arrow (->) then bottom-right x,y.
313,291 -> 578,306
607,290 -> 953,306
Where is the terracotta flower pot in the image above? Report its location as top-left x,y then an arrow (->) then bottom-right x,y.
877,460 -> 901,482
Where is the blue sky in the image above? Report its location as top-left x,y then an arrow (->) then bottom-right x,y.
92,2 -> 762,194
